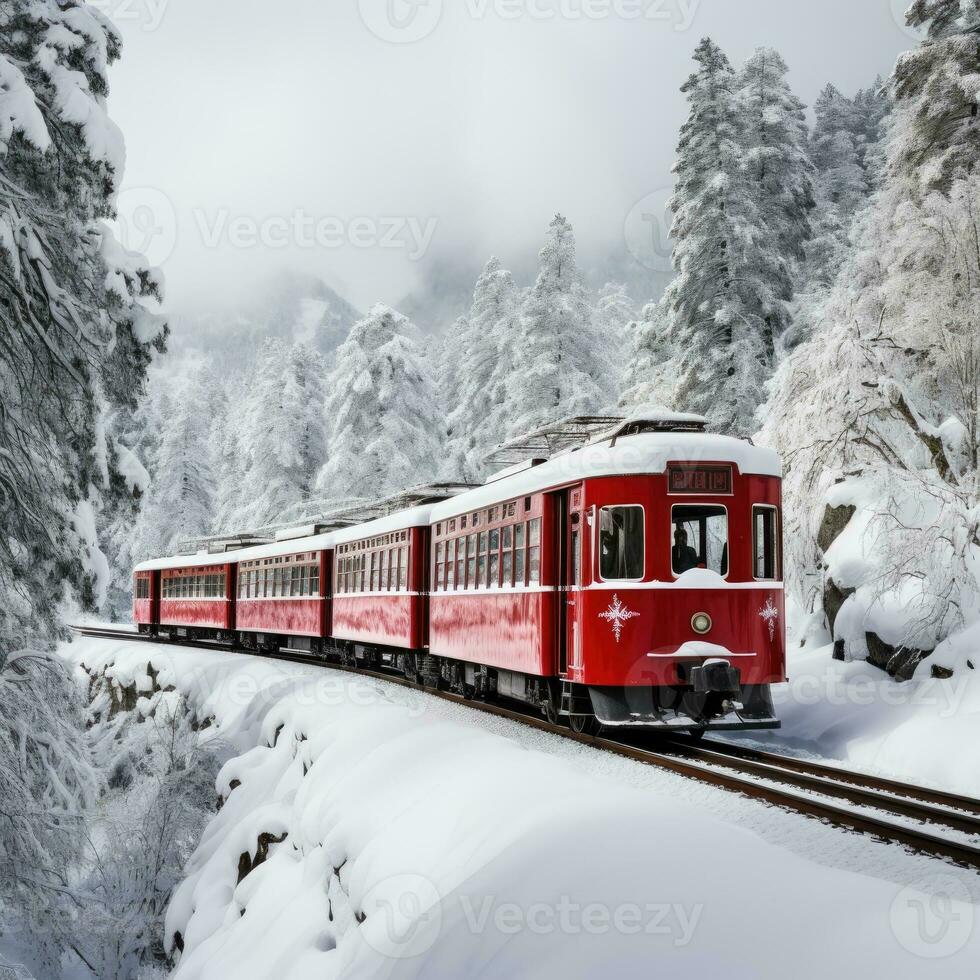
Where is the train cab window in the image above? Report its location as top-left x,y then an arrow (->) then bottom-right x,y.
502,526 -> 513,587
455,540 -> 464,589
753,506 -> 780,580
514,523 -> 526,585
399,547 -> 408,590
310,563 -> 320,596
599,506 -> 645,581
671,505 -> 728,577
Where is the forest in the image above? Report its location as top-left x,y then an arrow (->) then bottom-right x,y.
1,0 -> 979,975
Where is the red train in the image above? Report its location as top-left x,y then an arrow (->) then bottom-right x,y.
134,413 -> 786,734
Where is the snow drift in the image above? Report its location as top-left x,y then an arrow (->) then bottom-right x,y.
64,639 -> 980,979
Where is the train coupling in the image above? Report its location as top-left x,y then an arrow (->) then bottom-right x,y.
690,658 -> 741,697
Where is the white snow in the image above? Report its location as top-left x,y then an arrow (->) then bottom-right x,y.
431,431 -> 781,523
59,637 -> 980,980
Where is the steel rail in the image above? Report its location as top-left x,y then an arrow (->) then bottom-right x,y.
71,626 -> 980,871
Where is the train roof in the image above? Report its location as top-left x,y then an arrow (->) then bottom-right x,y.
430,430 -> 781,522
328,504 -> 437,545
134,506 -> 438,572
134,531 -> 339,572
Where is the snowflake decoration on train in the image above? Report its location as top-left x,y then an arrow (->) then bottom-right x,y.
759,596 -> 779,641
598,594 -> 639,643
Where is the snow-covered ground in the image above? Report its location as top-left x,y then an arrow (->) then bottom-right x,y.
62,636 -> 979,979
709,604 -> 980,799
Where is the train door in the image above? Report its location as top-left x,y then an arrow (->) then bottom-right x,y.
557,485 -> 585,676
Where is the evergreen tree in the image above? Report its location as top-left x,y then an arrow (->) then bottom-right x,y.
506,215 -> 613,438
130,375 -> 214,557
892,0 -> 980,191
736,46 -> 814,349
664,38 -> 778,435
0,0 -> 166,647
619,300 -> 679,411
316,305 -> 442,500
594,281 -> 637,350
443,257 -> 522,481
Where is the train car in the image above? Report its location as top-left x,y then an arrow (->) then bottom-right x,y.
234,534 -> 333,650
133,555 -> 236,639
426,413 -> 785,733
330,507 -> 432,661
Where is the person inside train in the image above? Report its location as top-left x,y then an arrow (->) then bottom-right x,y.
672,526 -> 701,573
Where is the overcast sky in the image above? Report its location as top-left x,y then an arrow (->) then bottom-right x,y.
105,0 -> 915,316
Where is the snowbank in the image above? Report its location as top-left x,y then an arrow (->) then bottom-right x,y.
733,637 -> 980,798
62,638 -> 979,979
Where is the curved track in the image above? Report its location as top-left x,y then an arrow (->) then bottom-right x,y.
73,625 -> 980,871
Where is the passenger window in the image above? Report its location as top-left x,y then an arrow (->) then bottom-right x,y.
672,505 -> 728,577
599,506 -> 645,580
528,519 -> 541,584
754,506 -> 779,580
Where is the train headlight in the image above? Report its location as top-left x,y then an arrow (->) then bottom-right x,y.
691,612 -> 712,635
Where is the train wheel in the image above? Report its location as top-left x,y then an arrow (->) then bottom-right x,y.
568,713 -> 600,736
542,690 -> 561,727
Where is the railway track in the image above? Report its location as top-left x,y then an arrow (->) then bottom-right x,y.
73,625 -> 980,871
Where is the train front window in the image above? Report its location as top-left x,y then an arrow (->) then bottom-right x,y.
599,506 -> 644,581
671,505 -> 728,577
754,506 -> 780,580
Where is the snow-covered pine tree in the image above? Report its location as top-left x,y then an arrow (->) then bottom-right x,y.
0,0 -> 167,645
1,2 -> 165,958
851,78 -> 892,187
594,281 -> 637,348
315,305 -> 442,500
506,215 -> 614,438
736,46 -> 814,350
130,374 -> 215,557
619,300 -> 679,411
442,257 -> 522,481
287,342 -> 328,505
664,38 -> 777,435
892,0 -> 980,191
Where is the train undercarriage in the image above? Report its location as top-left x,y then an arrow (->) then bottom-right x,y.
139,625 -> 778,737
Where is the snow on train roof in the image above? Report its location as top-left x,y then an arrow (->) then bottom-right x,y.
430,431 -> 781,522
328,504 -> 436,545
133,531 -> 339,573
134,506 -> 436,571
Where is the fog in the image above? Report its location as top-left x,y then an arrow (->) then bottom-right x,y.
105,0 -> 914,318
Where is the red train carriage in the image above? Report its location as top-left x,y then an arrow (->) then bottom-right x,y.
132,412 -> 785,735
133,570 -> 158,631
235,538 -> 331,648
330,508 -> 431,655
427,415 -> 785,732
133,556 -> 236,638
